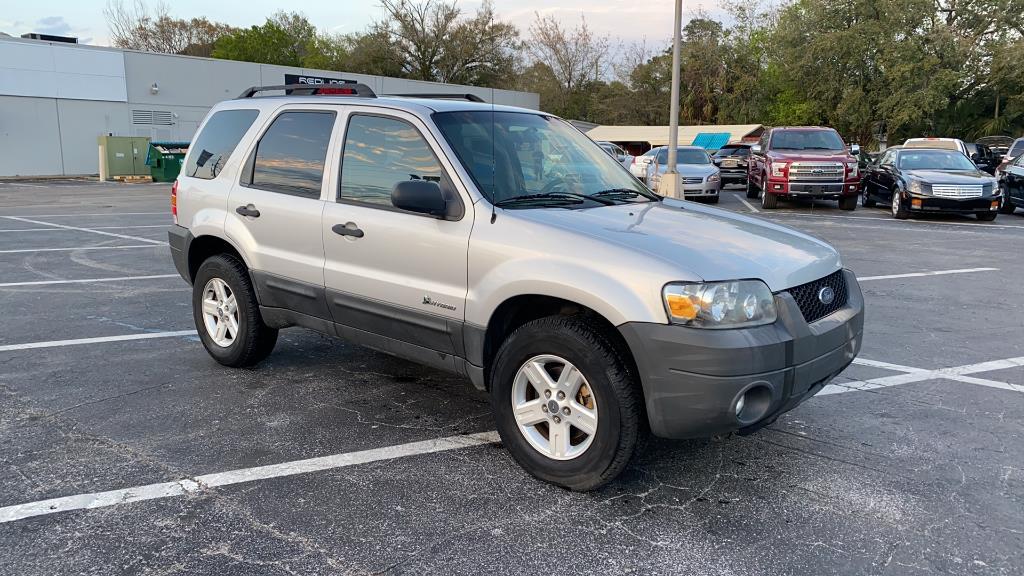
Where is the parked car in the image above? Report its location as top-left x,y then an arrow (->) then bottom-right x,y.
998,152 -> 1024,215
903,137 -> 971,156
964,142 -> 999,174
596,141 -> 633,169
629,148 -> 657,180
995,137 -> 1024,178
168,84 -> 863,490
977,135 -> 1014,157
711,143 -> 751,186
747,126 -> 861,210
645,146 -> 722,202
860,146 -> 1000,221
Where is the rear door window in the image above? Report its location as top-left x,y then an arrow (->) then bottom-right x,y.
185,109 -> 258,180
247,111 -> 336,199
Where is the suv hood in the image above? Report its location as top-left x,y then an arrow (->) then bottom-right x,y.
516,200 -> 840,291
770,150 -> 852,162
905,169 -> 994,184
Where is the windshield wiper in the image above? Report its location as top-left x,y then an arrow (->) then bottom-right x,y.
494,192 -> 588,207
591,188 -> 652,202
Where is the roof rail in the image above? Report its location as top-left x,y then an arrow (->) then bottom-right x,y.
237,83 -> 377,99
387,93 -> 486,103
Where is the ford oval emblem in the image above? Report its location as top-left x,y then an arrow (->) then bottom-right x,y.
818,286 -> 835,305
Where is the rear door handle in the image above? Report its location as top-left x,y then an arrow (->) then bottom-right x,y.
236,204 -> 260,218
332,223 -> 364,238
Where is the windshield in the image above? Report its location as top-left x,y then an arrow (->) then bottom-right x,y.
898,150 -> 976,171
771,129 -> 845,151
1009,140 -> 1024,158
434,111 -> 655,205
656,148 -> 711,165
713,146 -> 749,158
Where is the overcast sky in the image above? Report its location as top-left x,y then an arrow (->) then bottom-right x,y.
0,0 -> 726,50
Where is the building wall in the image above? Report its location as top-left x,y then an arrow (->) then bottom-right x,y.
0,37 -> 540,177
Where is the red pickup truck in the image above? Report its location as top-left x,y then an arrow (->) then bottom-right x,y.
746,126 -> 861,210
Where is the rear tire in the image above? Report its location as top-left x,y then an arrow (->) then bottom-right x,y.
761,191 -> 779,209
489,315 -> 644,491
861,187 -> 876,207
977,211 -> 998,222
193,254 -> 278,367
838,195 -> 857,211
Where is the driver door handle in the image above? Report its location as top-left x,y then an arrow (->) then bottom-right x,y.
236,204 -> 260,218
332,223 -> 364,238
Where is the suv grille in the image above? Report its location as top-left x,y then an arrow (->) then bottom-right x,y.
785,270 -> 848,323
789,162 -> 844,182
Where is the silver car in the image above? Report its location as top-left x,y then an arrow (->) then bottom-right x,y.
645,145 -> 722,202
169,83 -> 863,491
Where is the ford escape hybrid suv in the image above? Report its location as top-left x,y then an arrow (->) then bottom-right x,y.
169,84 -> 864,490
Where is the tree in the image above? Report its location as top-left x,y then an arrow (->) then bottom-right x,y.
104,0 -> 235,57
377,0 -> 520,85
523,13 -> 609,119
212,12 -> 319,67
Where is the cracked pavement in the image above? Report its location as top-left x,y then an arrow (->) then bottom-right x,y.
0,183 -> 1022,575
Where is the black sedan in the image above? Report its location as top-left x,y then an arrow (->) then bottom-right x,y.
711,143 -> 751,186
860,147 -> 1001,221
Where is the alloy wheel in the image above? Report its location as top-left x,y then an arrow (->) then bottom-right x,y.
201,277 -> 239,347
510,354 -> 598,460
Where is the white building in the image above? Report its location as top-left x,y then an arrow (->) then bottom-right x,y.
0,36 -> 540,178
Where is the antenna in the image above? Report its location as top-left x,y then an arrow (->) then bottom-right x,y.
490,88 -> 497,224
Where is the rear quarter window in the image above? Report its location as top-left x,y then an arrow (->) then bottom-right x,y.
184,109 -> 259,180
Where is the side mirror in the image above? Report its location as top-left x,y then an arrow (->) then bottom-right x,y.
850,144 -> 861,156
751,144 -> 762,154
392,179 -> 448,218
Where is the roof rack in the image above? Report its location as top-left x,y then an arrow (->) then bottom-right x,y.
237,83 -> 377,99
387,93 -> 486,103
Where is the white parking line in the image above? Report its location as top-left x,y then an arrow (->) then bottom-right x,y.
0,431 -> 500,524
822,356 -> 1024,395
0,225 -> 167,233
0,211 -> 167,218
857,268 -> 999,281
0,330 -> 196,352
0,274 -> 179,287
2,216 -> 164,245
734,194 -> 760,213
0,244 -> 162,254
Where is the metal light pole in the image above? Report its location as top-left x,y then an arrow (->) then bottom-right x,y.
658,0 -> 684,198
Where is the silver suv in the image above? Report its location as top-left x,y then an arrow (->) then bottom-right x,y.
169,84 -> 864,490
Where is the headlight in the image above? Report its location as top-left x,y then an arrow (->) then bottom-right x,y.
847,162 -> 858,178
707,173 -> 720,182
907,179 -> 928,194
771,162 -> 788,177
663,280 -> 777,329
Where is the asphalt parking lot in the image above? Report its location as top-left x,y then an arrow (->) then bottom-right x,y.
1,180 -> 1022,575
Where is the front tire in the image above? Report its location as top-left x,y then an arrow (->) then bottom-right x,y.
977,211 -> 998,222
998,188 -> 1016,214
839,195 -> 858,211
489,316 -> 644,491
193,254 -> 278,367
891,188 -> 909,219
706,195 -> 720,204
761,190 -> 779,209
861,187 -> 876,207
745,175 -> 760,199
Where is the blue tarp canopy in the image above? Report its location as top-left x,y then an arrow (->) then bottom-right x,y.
690,132 -> 731,150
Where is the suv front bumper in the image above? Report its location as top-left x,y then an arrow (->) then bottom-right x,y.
619,269 -> 864,439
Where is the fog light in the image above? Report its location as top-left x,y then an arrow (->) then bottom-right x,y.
991,201 -> 999,210
735,384 -> 772,424
911,198 -> 922,208
735,394 -> 745,415
773,184 -> 783,190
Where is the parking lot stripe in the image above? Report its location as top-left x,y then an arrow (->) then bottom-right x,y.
734,194 -> 760,213
0,244 -> 161,254
0,330 -> 196,352
822,356 -> 1024,396
857,268 -> 999,281
0,274 -> 179,287
0,431 -> 500,524
0,211 -> 167,218
0,225 -> 167,232
2,216 -> 165,245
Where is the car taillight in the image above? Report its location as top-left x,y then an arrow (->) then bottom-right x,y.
171,180 -> 178,225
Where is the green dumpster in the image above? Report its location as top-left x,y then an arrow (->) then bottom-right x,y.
146,142 -> 190,182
